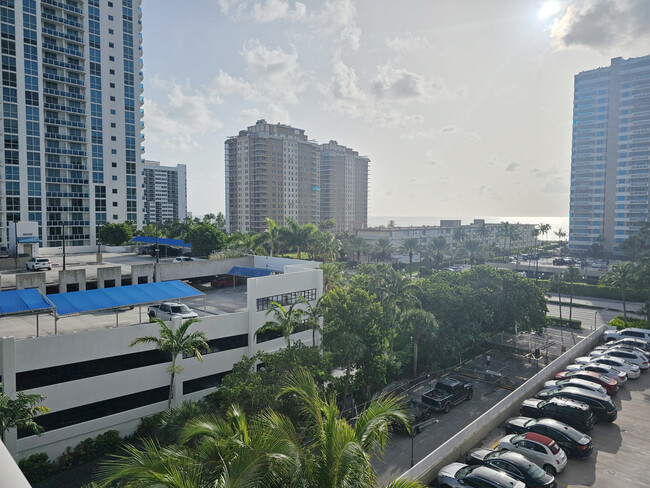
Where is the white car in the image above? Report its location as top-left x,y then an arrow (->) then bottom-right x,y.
603,328 -> 650,344
540,378 -> 610,397
575,356 -> 641,379
590,347 -> 649,369
25,257 -> 52,270
591,344 -> 648,358
565,363 -> 628,385
498,432 -> 568,475
172,256 -> 194,263
607,338 -> 649,352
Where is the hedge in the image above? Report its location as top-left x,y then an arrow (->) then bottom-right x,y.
18,430 -> 122,483
608,316 -> 649,331
547,317 -> 582,329
542,279 -> 646,302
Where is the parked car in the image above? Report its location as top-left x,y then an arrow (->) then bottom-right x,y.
574,356 -> 641,378
147,302 -> 198,321
591,344 -> 648,358
464,449 -> 557,488
552,258 -> 566,266
536,386 -> 617,422
554,370 -> 619,395
603,327 -> 650,344
565,363 -> 628,385
436,463 -> 526,488
589,348 -> 649,369
519,397 -> 595,432
538,378 -> 610,398
606,337 -> 649,351
25,257 -> 52,270
211,276 -> 235,288
421,377 -> 473,413
497,433 -> 567,475
172,256 -> 194,263
147,244 -> 183,257
504,417 -> 593,458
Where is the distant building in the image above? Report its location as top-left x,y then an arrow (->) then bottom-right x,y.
225,120 -> 369,233
355,219 -> 536,262
143,161 -> 187,223
569,55 -> 650,256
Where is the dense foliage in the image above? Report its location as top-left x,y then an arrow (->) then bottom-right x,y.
99,222 -> 133,246
608,316 -> 649,330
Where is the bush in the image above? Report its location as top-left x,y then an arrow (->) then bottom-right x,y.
609,316 -> 649,330
547,317 -> 582,329
542,279 -> 645,302
18,453 -> 56,484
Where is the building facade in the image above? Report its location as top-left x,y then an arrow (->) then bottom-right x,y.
319,140 -> 369,232
569,55 -> 650,255
225,120 -> 369,234
143,160 -> 187,224
0,0 -> 144,250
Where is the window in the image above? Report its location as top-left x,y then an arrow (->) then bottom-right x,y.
113,214 -> 118,219
110,95 -> 115,101
108,15 -> 114,20
109,55 -> 114,61
110,69 -> 115,75
112,188 -> 117,193
110,122 -> 116,128
112,202 -> 118,206
108,28 -> 114,34
109,82 -> 115,88
256,289 -> 317,312
112,175 -> 117,180
109,42 -> 114,48
111,136 -> 116,141
111,162 -> 117,167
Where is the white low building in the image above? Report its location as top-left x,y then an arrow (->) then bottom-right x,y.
0,256 -> 322,460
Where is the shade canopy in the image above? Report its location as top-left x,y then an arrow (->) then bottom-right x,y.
227,266 -> 273,278
131,236 -> 191,248
48,280 -> 203,316
0,289 -> 55,316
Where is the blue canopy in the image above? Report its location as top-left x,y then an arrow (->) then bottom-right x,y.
0,289 -> 55,316
48,280 -> 203,316
228,266 -> 273,278
131,236 -> 191,248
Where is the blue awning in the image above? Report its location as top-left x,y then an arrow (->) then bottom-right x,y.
0,289 -> 55,316
17,236 -> 39,243
228,266 -> 273,278
131,236 -> 191,248
48,280 -> 203,316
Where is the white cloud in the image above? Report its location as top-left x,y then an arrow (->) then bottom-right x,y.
549,0 -> 650,51
372,64 -> 452,101
217,0 -> 306,23
211,39 -> 311,105
505,161 -> 520,172
142,77 -> 223,152
238,103 -> 291,125
399,125 -> 458,140
386,34 -> 431,53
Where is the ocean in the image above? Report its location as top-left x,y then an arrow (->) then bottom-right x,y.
367,216 -> 570,232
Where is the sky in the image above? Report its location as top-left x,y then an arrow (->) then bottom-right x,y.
139,0 -> 650,220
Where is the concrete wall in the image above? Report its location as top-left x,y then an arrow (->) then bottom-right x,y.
399,326 -> 606,485
155,257 -> 252,282
253,255 -> 320,272
97,266 -> 122,288
58,269 -> 86,293
131,263 -> 154,285
15,272 -> 46,295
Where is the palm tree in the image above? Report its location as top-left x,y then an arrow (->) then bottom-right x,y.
0,383 -> 49,437
400,237 -> 420,278
374,237 -> 394,263
283,217 -> 316,259
539,222 -> 551,246
459,239 -> 483,267
600,262 -> 634,325
554,227 -> 567,243
497,222 -> 511,256
262,217 -> 281,257
550,274 -> 564,322
296,295 -> 324,347
349,235 -> 370,263
130,318 -> 208,409
427,236 -> 449,268
320,261 -> 346,293
401,309 -> 437,378
476,222 -> 489,244
452,226 -> 467,247
563,265 -> 582,322
255,301 -> 305,347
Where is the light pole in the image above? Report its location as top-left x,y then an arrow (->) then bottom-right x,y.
155,220 -> 159,264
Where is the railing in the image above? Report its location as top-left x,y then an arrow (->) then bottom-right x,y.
399,326 -> 605,484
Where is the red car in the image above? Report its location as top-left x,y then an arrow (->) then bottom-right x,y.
555,370 -> 619,396
211,276 -> 235,288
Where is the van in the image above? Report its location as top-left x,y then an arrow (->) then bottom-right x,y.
544,387 -> 617,422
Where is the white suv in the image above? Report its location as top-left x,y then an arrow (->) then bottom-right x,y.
25,257 -> 51,270
603,328 -> 650,344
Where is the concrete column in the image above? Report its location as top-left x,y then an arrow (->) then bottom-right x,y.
170,317 -> 183,409
1,337 -> 18,456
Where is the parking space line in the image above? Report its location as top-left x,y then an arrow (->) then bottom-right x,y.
490,440 -> 499,449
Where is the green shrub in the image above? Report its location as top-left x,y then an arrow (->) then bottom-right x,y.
608,316 -> 649,330
547,317 -> 582,329
542,279 -> 645,302
18,453 -> 56,484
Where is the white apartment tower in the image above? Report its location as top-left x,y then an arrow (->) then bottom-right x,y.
0,0 -> 144,248
569,55 -> 650,255
225,120 -> 320,233
143,160 -> 187,223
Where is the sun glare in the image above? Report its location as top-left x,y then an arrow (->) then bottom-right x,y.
538,0 -> 561,19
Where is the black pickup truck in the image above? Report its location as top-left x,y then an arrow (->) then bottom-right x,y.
421,377 -> 473,413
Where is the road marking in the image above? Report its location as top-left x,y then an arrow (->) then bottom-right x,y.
490,440 -> 499,449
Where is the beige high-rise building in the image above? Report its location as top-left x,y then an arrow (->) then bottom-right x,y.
319,141 -> 369,232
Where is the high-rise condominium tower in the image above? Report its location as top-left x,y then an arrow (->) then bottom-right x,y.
1,0 -> 144,248
225,120 -> 320,234
225,120 -> 370,234
319,140 -> 368,232
569,55 -> 650,256
143,160 -> 187,224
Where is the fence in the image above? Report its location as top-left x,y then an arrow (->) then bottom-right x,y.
398,325 -> 605,484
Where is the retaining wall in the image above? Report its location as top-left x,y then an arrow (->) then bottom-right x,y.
399,326 -> 605,484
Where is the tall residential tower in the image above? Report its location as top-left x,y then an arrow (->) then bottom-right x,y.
569,55 -> 650,255
0,0 -> 144,249
143,160 -> 187,224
